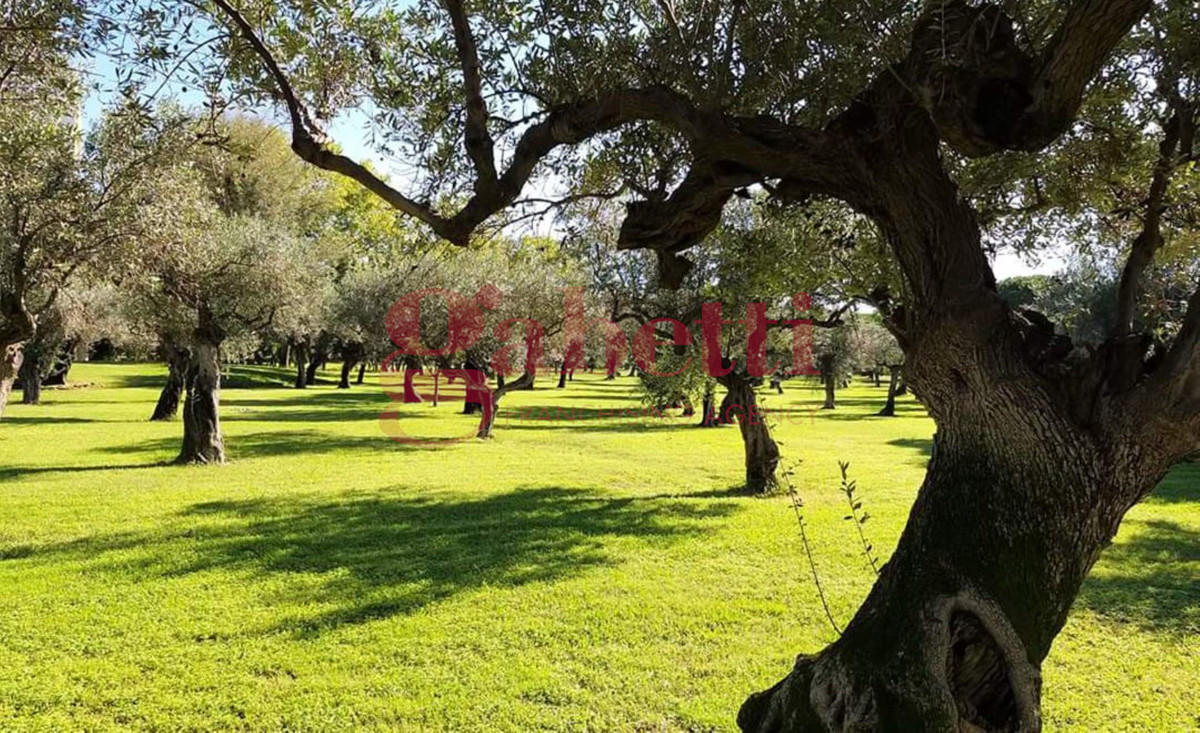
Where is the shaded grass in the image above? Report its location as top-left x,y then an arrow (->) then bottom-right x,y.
0,363 -> 1195,731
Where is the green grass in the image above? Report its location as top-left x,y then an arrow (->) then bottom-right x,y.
0,363 -> 1195,731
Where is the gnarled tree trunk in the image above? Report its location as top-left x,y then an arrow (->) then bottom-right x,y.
151,343 -> 190,421
18,345 -> 43,405
305,352 -> 322,385
718,372 -> 779,493
477,371 -> 534,438
0,296 -> 34,419
177,310 -> 225,464
877,365 -> 901,417
739,330 -> 1178,731
337,342 -> 364,390
738,15 -> 1199,719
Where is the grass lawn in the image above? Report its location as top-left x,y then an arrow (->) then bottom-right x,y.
0,363 -> 1195,731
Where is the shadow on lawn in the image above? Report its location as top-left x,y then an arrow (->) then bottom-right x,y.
20,486 -> 740,636
1075,518 -> 1198,635
1145,460 -> 1198,504
496,405 -> 692,434
94,428 -> 440,460
3,415 -> 100,425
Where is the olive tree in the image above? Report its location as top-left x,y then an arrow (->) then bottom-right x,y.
112,0 -> 1199,727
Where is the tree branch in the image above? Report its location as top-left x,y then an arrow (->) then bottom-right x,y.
206,0 -> 864,254
1136,284 -> 1200,457
442,0 -> 497,183
911,0 -> 1153,157
1113,108 -> 1183,339
205,0 -> 446,232
1028,0 -> 1154,147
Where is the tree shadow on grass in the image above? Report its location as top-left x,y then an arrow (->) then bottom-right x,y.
1145,460 -> 1198,504
887,437 -> 933,455
16,486 -> 740,636
0,461 -> 173,481
496,404 -> 694,434
2,415 -> 99,425
1075,518 -> 1198,636
92,428 -> 441,461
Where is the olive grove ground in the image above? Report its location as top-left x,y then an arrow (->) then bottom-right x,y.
0,363 -> 1194,730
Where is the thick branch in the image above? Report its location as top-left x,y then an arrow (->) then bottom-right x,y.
1113,110 -> 1182,339
912,0 -> 1153,156
207,0 -> 863,252
1028,0 -> 1154,148
443,0 -> 497,183
1156,286 -> 1200,409
207,0 -> 446,232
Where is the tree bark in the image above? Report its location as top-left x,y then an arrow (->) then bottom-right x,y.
817,355 -> 837,410
476,371 -> 533,438
739,370 -> 1172,731
294,341 -> 308,389
699,385 -> 721,427
717,388 -> 738,425
151,343 -> 190,421
305,352 -> 321,385
41,337 -> 76,386
1,342 -> 26,415
337,343 -> 365,389
557,365 -> 568,388
177,318 -> 225,465
356,362 -> 366,385
718,373 -> 780,493
18,346 -> 42,405
878,365 -> 900,417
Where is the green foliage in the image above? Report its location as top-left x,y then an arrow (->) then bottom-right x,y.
998,268 -> 1121,346
636,351 -> 707,411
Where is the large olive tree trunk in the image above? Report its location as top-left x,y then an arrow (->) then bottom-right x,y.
177,310 -> 225,464
739,319 -> 1183,731
738,20 -> 1199,723
717,372 -> 780,493
305,352 -> 322,385
337,341 -> 363,390
151,342 -> 190,421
